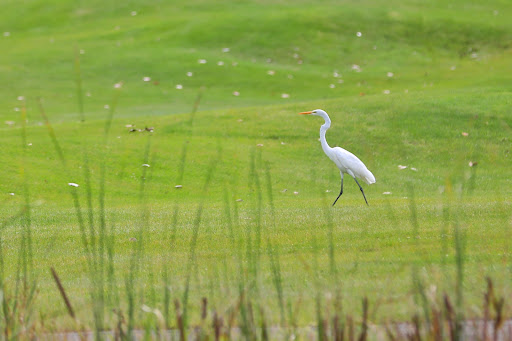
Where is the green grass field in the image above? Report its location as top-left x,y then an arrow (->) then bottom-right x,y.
1,0 -> 512,337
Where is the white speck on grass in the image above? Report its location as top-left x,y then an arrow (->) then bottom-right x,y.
27,143 -> 32,146
469,161 -> 477,167
338,79 -> 344,84
351,64 -> 361,72
5,121 -> 15,125
404,89 -> 409,93
142,164 -> 150,167
470,52 -> 478,59
9,193 -> 15,196
175,185 -> 183,189
14,107 -> 20,111
297,60 -> 303,64
293,53 -> 299,59
326,190 -> 331,193
383,89 -> 390,94
398,165 -> 407,170
411,167 -> 417,171
383,192 -> 392,195
257,144 -> 264,147
176,84 -> 183,90
280,141 -> 286,145
281,93 -> 290,98
462,132 -> 469,137
237,119 -> 243,122
3,32 -> 10,37
387,72 -> 394,77
79,49 -> 85,55
17,96 -> 25,101
115,26 -> 120,30
236,198 -> 243,202
104,104 -> 110,109
217,61 -> 224,66
293,191 -> 299,195
68,183 -> 79,187
333,71 -> 340,77
281,189 -> 287,193
267,70 -> 275,75
131,11 -> 137,16
198,59 -> 207,64
450,66 -> 456,71
186,72 -> 193,77
114,82 -> 122,88
143,76 -> 151,82
329,84 -> 336,89
356,32 -> 362,37
222,47 -> 230,52
233,91 -> 240,96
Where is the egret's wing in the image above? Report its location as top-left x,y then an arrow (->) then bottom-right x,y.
332,147 -> 375,184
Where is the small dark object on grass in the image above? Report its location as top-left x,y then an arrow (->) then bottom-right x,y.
128,126 -> 154,133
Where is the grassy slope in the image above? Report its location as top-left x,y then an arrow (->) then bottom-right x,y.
0,0 -> 512,329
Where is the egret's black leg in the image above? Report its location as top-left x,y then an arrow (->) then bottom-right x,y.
332,175 -> 344,206
353,177 -> 369,206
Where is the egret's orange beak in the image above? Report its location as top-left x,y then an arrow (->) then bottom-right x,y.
299,111 -> 312,115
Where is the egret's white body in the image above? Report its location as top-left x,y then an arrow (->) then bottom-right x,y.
299,109 -> 375,205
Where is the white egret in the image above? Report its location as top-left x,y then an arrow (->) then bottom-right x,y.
299,109 -> 375,206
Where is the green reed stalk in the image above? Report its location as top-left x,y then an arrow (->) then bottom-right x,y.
19,101 -> 34,287
453,218 -> 465,339
125,134 -> 152,339
267,239 -> 285,326
3,100 -> 38,339
408,185 -> 430,328
106,221 -> 119,308
264,162 -> 276,229
321,191 -> 337,283
39,98 -> 93,273
182,159 -> 217,329
247,149 -> 263,296
73,46 -> 85,122
189,86 -> 204,127
222,187 -> 235,246
162,268 -> 171,330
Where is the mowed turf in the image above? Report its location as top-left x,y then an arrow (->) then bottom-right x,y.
0,0 -> 511,330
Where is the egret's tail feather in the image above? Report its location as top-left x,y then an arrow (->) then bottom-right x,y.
364,170 -> 376,185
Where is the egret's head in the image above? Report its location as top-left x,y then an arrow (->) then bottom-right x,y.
299,109 -> 326,116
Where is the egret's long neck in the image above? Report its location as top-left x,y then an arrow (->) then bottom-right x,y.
319,113 -> 332,154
